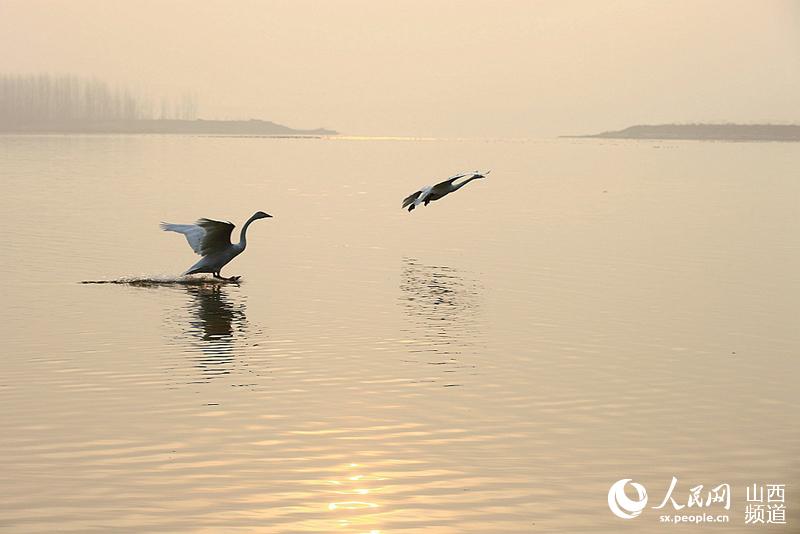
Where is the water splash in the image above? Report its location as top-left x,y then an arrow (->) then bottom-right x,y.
80,275 -> 239,286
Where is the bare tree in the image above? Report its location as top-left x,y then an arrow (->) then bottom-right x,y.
0,73 -> 194,124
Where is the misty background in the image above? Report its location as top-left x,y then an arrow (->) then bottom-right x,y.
1,0 -> 798,137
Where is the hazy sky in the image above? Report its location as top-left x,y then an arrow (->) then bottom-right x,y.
1,0 -> 798,136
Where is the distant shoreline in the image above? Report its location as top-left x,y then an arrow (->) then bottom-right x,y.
567,124 -> 800,142
0,118 -> 338,136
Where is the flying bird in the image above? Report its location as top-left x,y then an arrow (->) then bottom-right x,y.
161,211 -> 272,281
402,170 -> 489,212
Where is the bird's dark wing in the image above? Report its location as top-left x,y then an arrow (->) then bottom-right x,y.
433,172 -> 468,189
196,218 -> 235,255
402,190 -> 423,208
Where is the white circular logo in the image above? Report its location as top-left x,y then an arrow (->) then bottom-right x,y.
608,479 -> 648,519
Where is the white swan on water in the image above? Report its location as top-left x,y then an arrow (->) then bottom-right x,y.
402,170 -> 489,212
161,211 -> 272,281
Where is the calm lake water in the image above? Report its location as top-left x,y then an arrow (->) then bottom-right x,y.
1,135 -> 797,532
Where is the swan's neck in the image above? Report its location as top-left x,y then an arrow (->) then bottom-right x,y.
237,214 -> 259,249
452,175 -> 481,192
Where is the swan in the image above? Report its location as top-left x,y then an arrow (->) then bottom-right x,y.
402,170 -> 489,212
161,211 -> 272,281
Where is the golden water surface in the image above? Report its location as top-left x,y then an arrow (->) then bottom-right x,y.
1,136 -> 797,532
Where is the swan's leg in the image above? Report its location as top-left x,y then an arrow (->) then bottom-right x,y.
215,271 -> 240,282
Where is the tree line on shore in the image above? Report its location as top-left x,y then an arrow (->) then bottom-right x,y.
0,73 -> 198,124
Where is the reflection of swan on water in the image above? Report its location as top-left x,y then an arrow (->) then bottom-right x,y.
184,283 -> 248,379
399,257 -> 482,358
186,284 -> 247,341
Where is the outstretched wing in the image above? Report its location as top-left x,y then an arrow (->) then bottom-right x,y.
403,186 -> 434,208
434,172 -> 468,189
195,218 -> 235,256
160,222 -> 206,255
402,189 -> 423,208
161,218 -> 235,256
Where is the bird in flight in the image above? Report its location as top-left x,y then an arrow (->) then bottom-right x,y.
402,170 -> 489,212
161,211 -> 272,281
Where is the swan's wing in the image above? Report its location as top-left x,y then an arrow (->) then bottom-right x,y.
435,172 -> 467,188
196,218 -> 235,256
414,186 -> 433,205
403,189 -> 423,208
160,222 -> 206,255
403,184 -> 436,208
161,218 -> 235,256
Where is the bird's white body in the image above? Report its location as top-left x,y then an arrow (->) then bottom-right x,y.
183,244 -> 244,276
161,211 -> 272,281
403,170 -> 489,212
